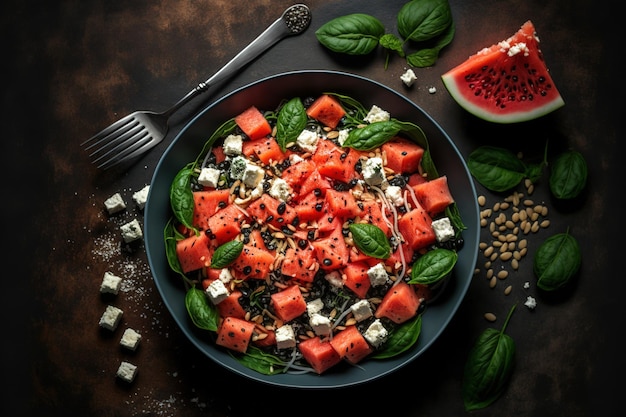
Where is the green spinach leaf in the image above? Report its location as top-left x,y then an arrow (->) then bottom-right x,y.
343,120 -> 404,150
408,248 -> 457,285
468,146 -> 528,192
349,223 -> 391,259
210,240 -> 244,269
276,97 -> 307,151
185,287 -> 218,332
371,314 -> 422,359
463,305 -> 516,411
533,230 -> 581,291
398,0 -> 453,42
549,150 -> 588,199
164,218 -> 184,276
315,13 -> 385,55
232,346 -> 286,375
170,165 -> 196,230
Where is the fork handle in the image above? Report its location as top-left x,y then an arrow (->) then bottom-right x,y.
162,16 -> 293,119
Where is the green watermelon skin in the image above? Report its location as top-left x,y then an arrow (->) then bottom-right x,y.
441,20 -> 565,123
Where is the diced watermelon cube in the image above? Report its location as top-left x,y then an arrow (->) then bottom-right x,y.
270,285 -> 307,322
216,316 -> 255,353
374,281 -> 422,324
299,336 -> 342,374
329,325 -> 372,364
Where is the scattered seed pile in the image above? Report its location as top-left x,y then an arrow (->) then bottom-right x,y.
474,178 -> 550,321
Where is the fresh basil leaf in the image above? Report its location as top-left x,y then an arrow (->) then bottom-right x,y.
397,0 -> 452,42
315,13 -> 385,55
468,146 -> 528,192
533,231 -> 581,291
185,287 -> 218,331
170,165 -> 196,230
407,47 -> 440,67
379,33 -> 405,57
343,120 -> 403,150
349,223 -> 391,259
164,218 -> 184,275
463,305 -> 516,411
276,97 -> 307,151
231,346 -> 286,375
210,240 -> 244,269
549,150 -> 588,199
409,248 -> 457,285
371,314 -> 421,359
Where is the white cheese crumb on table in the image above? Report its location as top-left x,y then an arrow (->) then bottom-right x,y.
116,361 -> 138,383
132,185 -> 150,210
99,305 -> 123,331
100,271 -> 122,295
120,218 -> 143,243
104,193 -> 126,214
120,328 -> 142,351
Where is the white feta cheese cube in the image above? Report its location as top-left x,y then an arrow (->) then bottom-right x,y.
362,157 -> 386,186
132,185 -> 150,210
309,313 -> 332,336
198,167 -> 222,188
223,134 -> 243,156
275,324 -> 296,349
229,156 -> 247,179
428,86 -> 437,94
400,68 -> 417,87
368,263 -> 389,287
296,129 -> 319,153
104,193 -> 126,214
432,217 -> 455,243
120,218 -> 143,243
350,299 -> 373,322
364,319 -> 388,348
337,129 -> 350,146
206,279 -> 230,305
218,268 -> 234,284
116,361 -> 138,383
385,185 -> 404,206
306,298 -> 324,316
289,153 -> 304,164
324,270 -> 344,288
120,328 -> 142,351
100,271 -> 122,295
242,163 -> 265,188
269,178 -> 292,202
99,305 -> 123,331
364,105 -> 390,123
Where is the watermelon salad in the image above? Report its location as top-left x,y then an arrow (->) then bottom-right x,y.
164,92 -> 466,375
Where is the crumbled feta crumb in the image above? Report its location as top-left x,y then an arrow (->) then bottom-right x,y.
229,156 -> 247,179
275,324 -> 296,349
350,299 -> 373,322
100,271 -> 123,295
364,319 -> 388,348
223,134 -> 243,156
296,129 -> 319,153
324,270 -> 344,288
364,105 -> 390,123
132,185 -> 150,210
400,68 -> 417,87
432,217 -> 455,243
367,263 -> 389,287
242,163 -> 265,188
523,281 -> 530,289
120,328 -> 142,351
99,305 -> 123,331
524,295 -> 537,310
428,86 -> 437,94
120,218 -> 143,243
198,167 -> 221,188
269,178 -> 292,202
116,361 -> 138,383
307,298 -> 324,316
385,185 -> 404,206
309,313 -> 331,336
104,193 -> 126,214
362,157 -> 386,186
206,279 -> 229,304
337,129 -> 350,146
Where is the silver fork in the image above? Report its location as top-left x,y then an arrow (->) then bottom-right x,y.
82,4 -> 312,169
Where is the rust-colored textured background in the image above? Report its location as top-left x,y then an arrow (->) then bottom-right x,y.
3,0 -> 621,416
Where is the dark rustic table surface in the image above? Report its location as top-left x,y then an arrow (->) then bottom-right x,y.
3,0 -> 621,416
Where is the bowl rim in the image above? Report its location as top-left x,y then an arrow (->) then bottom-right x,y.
145,69 -> 480,389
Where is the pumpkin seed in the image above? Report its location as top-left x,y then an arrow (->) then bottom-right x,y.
484,313 -> 497,322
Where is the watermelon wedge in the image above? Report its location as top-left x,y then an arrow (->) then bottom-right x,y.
441,20 -> 564,123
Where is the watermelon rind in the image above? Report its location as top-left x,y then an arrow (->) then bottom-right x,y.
441,20 -> 565,124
